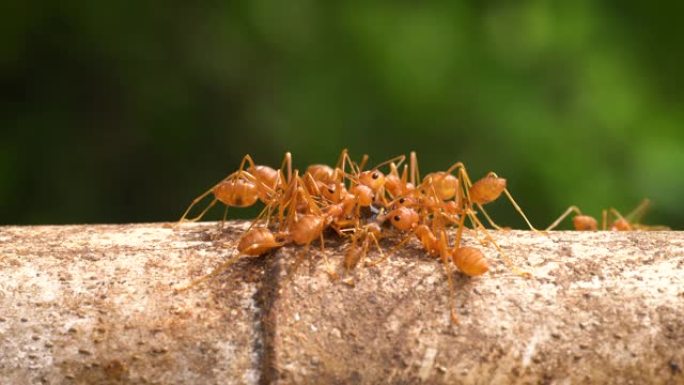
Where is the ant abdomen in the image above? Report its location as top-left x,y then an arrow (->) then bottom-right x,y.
611,218 -> 632,231
469,175 -> 506,205
213,179 -> 259,207
425,172 -> 459,201
452,247 -> 489,276
238,227 -> 283,255
572,215 -> 598,231
290,214 -> 326,245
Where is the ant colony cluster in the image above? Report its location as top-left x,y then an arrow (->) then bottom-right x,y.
176,150 -> 662,323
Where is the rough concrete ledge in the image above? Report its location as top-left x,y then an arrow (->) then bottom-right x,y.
0,222 -> 682,385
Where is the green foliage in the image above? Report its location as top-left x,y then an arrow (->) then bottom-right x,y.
2,1 -> 683,228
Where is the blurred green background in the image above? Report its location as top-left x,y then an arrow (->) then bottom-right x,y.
2,1 -> 683,228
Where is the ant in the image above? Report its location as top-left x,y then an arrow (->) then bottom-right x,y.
177,152 -> 293,228
546,199 -> 668,231
545,206 -> 598,231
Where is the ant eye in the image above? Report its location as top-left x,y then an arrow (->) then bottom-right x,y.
328,188 -> 334,194
399,198 -> 405,204
393,215 -> 401,222
372,172 -> 379,179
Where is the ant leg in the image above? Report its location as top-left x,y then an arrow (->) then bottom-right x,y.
317,233 -> 338,280
401,164 -> 409,187
375,186 -> 391,208
210,204 -> 229,240
302,172 -> 323,198
388,161 -> 400,179
178,170 -> 238,225
236,154 -> 258,174
455,167 -> 475,205
437,230 -> 459,324
336,148 -> 360,177
609,208 -> 626,221
179,197 -> 219,225
366,232 -> 413,267
453,210 -> 468,249
626,199 -> 650,223
295,175 -> 323,215
342,231 -> 365,272
371,154 -> 406,172
502,189 -> 542,232
467,211 -> 531,278
279,170 -> 301,231
358,154 -> 369,172
175,251 -> 243,292
479,171 -> 540,232
246,203 -> 274,233
330,224 -> 349,238
335,148 -> 348,169
219,205 -> 229,228
410,151 -> 420,185
475,204 -> 504,230
444,161 -> 465,177
546,206 -> 583,231
367,232 -> 386,265
280,152 -> 293,184
284,245 -> 309,284
602,209 -> 608,230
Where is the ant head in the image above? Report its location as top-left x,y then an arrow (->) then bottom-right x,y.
392,196 -> 418,209
359,170 -> 386,192
387,207 -> 419,231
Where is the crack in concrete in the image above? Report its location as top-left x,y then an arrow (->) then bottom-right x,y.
254,253 -> 282,385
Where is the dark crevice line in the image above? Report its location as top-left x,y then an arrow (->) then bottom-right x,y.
254,252 -> 282,385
